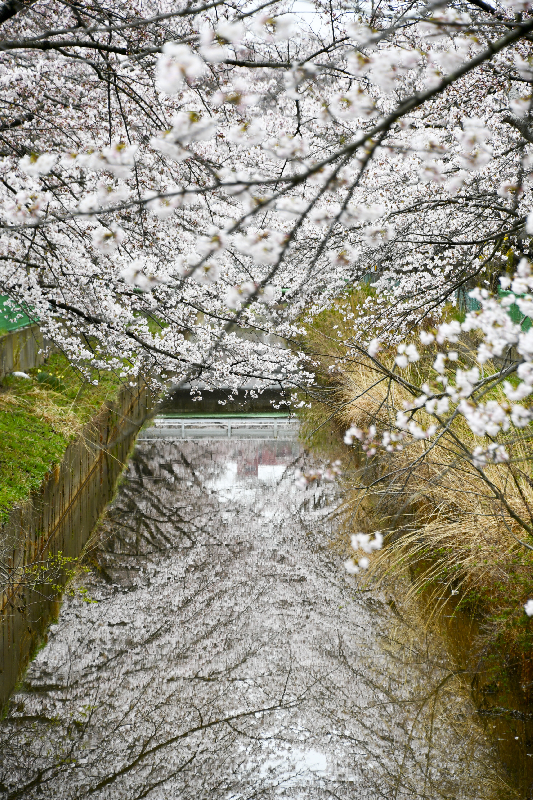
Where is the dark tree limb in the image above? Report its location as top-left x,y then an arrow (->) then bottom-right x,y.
0,0 -> 37,26
0,113 -> 34,132
502,114 -> 533,144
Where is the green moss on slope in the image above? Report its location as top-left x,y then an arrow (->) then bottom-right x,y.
0,352 -> 125,524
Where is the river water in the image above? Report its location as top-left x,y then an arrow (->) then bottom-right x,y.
0,428 -> 506,799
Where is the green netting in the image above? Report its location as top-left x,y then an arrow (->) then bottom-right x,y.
498,290 -> 532,331
0,295 -> 34,333
456,288 -> 481,314
457,288 -> 532,331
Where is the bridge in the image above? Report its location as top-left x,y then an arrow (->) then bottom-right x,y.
139,414 -> 298,441
141,380 -> 297,440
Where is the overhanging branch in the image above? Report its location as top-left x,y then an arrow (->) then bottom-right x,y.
0,0 -> 36,26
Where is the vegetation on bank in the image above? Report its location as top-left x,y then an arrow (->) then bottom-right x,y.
297,287 -> 533,684
295,285 -> 533,794
0,349 -> 125,525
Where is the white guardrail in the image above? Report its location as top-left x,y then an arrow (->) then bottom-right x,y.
139,416 -> 299,441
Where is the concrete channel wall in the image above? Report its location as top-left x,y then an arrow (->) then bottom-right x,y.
0,324 -> 46,380
0,365 -> 152,708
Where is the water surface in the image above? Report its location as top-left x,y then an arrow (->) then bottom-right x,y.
0,435 -> 501,799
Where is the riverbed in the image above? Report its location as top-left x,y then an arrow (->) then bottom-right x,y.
0,428 -> 505,799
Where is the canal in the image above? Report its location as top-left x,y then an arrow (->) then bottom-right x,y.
0,418 -> 506,799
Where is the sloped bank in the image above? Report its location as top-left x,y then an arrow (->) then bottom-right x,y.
300,400 -> 533,797
0,362 -> 152,709
296,291 -> 533,797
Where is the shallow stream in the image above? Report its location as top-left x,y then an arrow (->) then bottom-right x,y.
0,426 -> 507,799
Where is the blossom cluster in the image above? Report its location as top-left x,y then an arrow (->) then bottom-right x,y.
345,532 -> 384,575
294,461 -> 342,489
1,0 -> 533,402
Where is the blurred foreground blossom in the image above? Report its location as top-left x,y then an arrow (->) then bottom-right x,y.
345,532 -> 384,575
294,461 -> 342,489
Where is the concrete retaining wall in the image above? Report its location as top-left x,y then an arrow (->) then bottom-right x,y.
0,325 -> 46,381
0,381 -> 152,708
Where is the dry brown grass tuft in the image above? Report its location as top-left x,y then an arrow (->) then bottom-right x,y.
0,386 -> 83,440
336,353 -> 533,621
298,294 -> 533,796
298,301 -> 533,658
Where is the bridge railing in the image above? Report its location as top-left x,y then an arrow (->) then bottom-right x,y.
140,415 -> 298,440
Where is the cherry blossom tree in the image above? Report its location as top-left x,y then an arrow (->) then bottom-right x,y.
0,0 -> 531,396
3,0 -> 533,548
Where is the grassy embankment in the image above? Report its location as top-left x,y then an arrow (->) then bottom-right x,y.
297,286 -> 533,703
0,350 -> 125,526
